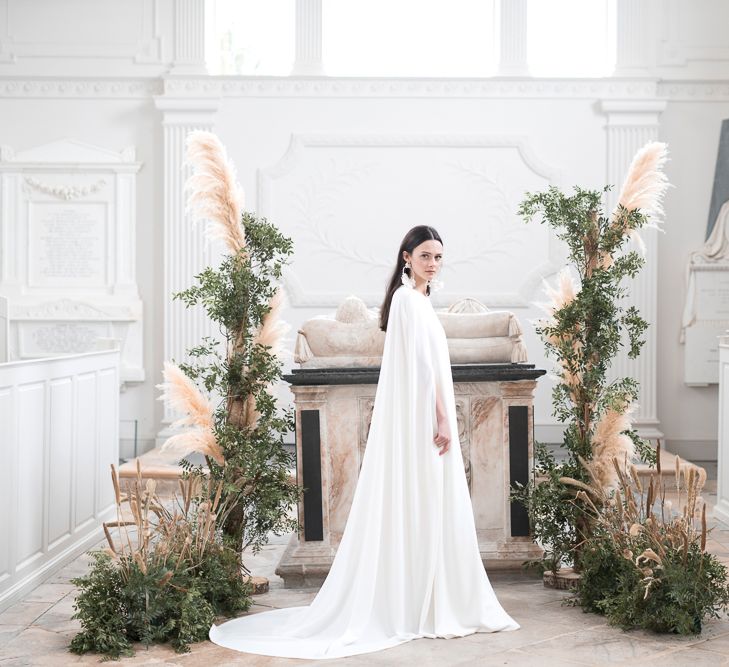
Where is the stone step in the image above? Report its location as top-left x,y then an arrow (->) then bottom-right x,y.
634,446 -> 707,489
118,447 -> 297,497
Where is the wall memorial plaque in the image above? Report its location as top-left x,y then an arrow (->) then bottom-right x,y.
0,140 -> 144,383
29,202 -> 107,288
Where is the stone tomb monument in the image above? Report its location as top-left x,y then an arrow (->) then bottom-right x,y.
276,295 -> 545,587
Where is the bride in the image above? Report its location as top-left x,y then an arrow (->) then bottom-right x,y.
209,225 -> 519,659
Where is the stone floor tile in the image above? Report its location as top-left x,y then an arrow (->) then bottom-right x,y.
633,646 -> 729,666
21,583 -> 76,604
332,633 -> 518,667
695,629 -> 729,654
459,615 -> 601,653
518,626 -> 669,665
0,624 -> 24,644
0,601 -> 55,627
0,626 -> 83,664
460,647 -> 592,666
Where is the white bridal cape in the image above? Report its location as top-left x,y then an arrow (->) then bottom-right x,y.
209,284 -> 518,659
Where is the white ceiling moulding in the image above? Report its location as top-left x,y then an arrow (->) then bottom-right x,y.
0,78 -> 163,98
258,133 -> 564,309
656,81 -> 729,101
2,76 -> 729,101
163,76 -> 660,100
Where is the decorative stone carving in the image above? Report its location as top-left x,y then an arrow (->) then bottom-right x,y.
294,294 -> 528,367
0,139 -> 144,383
258,133 -> 563,309
24,176 -> 107,201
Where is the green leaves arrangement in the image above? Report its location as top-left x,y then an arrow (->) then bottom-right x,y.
174,210 -> 301,550
513,143 -> 670,571
70,132 -> 303,658
69,469 -> 251,658
575,452 -> 729,634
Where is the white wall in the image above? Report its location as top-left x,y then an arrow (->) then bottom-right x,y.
1,0 -> 728,459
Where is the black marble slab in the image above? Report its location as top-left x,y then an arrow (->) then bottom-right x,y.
284,363 -> 546,386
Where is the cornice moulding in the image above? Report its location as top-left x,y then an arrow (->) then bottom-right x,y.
0,76 -> 728,101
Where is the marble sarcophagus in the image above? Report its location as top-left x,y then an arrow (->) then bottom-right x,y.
276,296 -> 545,587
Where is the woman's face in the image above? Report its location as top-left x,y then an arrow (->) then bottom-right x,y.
403,239 -> 443,287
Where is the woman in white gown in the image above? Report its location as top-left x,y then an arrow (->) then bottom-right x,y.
209,225 -> 519,659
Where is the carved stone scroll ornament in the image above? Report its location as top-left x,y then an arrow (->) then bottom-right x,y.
294,295 -> 528,368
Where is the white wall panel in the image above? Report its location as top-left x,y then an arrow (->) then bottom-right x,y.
16,382 -> 44,567
74,373 -> 97,529
0,350 -> 119,612
48,378 -> 73,548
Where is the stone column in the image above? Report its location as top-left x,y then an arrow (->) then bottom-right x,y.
600,100 -> 667,439
497,0 -> 528,76
169,0 -> 207,75
292,0 -> 324,75
154,96 -> 220,428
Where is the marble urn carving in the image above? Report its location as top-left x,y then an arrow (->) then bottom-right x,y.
276,295 -> 544,587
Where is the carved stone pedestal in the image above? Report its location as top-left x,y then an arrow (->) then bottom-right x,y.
275,364 -> 545,588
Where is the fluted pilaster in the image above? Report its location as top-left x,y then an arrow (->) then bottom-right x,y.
600,99 -> 667,438
170,0 -> 207,74
614,0 -> 651,75
292,0 -> 323,75
155,96 -> 220,425
498,0 -> 528,76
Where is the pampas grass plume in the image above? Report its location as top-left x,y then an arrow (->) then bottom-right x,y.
185,130 -> 246,255
588,404 -> 637,491
256,287 -> 290,357
161,429 -> 225,466
156,361 -> 214,430
615,141 -> 670,222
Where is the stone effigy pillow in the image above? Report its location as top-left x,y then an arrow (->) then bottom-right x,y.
294,295 -> 527,368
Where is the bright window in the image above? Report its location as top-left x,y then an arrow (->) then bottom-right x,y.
322,0 -> 497,77
527,0 -> 616,77
205,0 -> 295,75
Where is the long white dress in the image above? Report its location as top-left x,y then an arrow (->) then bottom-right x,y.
209,283 -> 519,659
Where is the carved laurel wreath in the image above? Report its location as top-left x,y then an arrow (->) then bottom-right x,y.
25,176 -> 107,201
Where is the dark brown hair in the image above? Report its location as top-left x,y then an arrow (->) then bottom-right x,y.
379,225 -> 443,331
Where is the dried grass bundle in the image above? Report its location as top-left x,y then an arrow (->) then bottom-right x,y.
616,141 -> 670,219
161,429 -> 225,466
104,464 -> 234,579
535,268 -> 584,398
157,361 -> 214,430
185,130 -> 246,255
229,287 -> 290,431
587,403 -> 637,491
256,287 -> 289,357
537,267 -> 580,318
156,361 -> 223,465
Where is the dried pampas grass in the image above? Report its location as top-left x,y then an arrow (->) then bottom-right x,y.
616,141 -> 670,219
588,403 -> 637,491
157,361 -> 214,430
230,286 -> 291,430
156,361 -> 224,465
256,287 -> 290,357
185,130 -> 246,255
161,428 -> 225,466
537,267 -> 580,317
